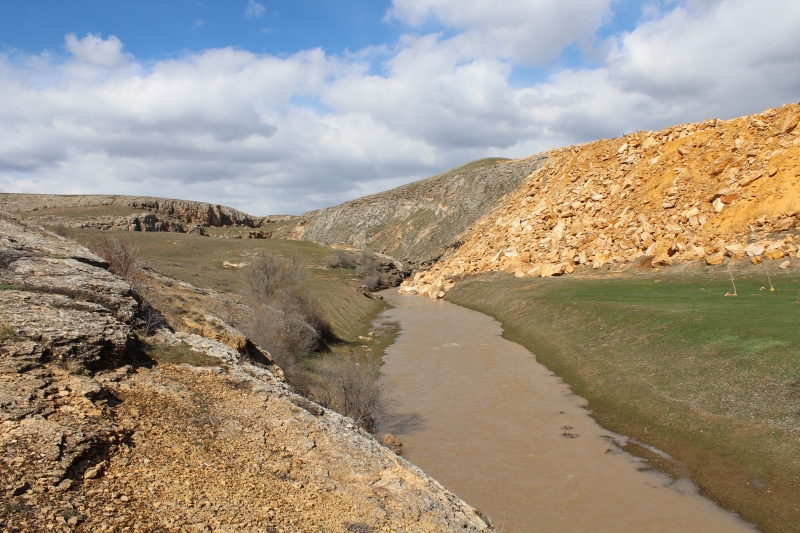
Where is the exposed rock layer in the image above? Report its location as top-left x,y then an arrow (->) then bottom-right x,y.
0,194 -> 295,230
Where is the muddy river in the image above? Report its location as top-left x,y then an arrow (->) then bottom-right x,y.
376,292 -> 756,532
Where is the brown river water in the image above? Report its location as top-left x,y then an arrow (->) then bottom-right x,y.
376,291 -> 757,533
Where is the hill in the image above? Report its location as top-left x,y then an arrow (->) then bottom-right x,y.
276,157 -> 546,269
0,217 -> 492,532
402,103 -> 800,296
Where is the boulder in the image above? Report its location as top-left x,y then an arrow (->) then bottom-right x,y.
725,244 -> 747,259
745,244 -> 765,257
705,252 -> 725,265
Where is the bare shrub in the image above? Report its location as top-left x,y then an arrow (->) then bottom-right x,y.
135,301 -> 169,337
313,352 -> 387,433
90,235 -> 144,288
240,253 -> 332,392
359,252 -> 385,291
53,224 -> 69,238
328,249 -> 358,269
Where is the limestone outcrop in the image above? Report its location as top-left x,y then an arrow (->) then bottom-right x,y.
0,218 -> 492,532
401,103 -> 800,297
0,194 -> 297,230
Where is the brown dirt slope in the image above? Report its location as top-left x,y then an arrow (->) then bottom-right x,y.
402,102 -> 800,297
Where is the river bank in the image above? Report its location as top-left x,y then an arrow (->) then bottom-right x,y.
442,269 -> 800,533
377,290 -> 756,532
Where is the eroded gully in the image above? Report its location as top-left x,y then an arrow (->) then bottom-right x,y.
375,291 -> 757,533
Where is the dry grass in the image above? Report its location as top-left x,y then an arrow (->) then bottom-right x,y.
0,321 -> 15,343
144,342 -> 222,367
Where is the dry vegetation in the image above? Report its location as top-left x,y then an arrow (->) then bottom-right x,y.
236,252 -> 390,432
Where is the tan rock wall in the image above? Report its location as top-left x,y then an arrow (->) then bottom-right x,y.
402,103 -> 800,297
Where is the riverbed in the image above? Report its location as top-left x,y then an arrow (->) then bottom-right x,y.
376,291 -> 756,532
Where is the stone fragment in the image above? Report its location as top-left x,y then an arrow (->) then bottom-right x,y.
725,244 -> 747,259
541,263 -> 566,277
705,252 -> 725,265
739,170 -> 765,186
782,112 -> 800,133
651,253 -> 672,267
712,197 -> 725,213
745,244 -> 765,257
750,256 -> 763,265
779,261 -> 791,269
772,218 -> 796,232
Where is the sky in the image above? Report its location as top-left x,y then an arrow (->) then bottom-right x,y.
1,0 -> 799,215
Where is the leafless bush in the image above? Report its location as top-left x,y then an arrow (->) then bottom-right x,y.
313,352 -> 388,433
135,301 -> 169,337
328,249 -> 358,269
90,235 -> 144,288
359,252 -> 385,291
240,253 -> 332,392
53,224 -> 69,238
243,253 -> 301,305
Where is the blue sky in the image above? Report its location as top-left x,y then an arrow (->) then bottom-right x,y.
1,0 -> 799,215
1,1 -> 400,60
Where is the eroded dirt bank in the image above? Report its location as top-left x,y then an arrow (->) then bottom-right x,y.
378,291 -> 757,533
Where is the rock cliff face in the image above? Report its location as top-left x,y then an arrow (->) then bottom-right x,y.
277,157 -> 546,268
0,218 -> 492,532
0,194 -> 294,230
398,103 -> 800,297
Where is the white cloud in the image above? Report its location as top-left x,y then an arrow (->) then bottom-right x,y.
1,0 -> 800,215
388,0 -> 613,65
245,0 -> 266,19
65,33 -> 131,67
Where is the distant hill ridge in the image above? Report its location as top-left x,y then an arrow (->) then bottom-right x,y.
276,156 -> 547,269
0,193 -> 290,228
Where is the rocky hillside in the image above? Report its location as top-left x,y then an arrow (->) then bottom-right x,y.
277,157 -> 546,269
0,194 -> 295,234
401,103 -> 800,297
0,218 -> 492,532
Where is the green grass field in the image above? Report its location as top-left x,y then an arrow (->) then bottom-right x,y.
66,228 -> 385,343
446,266 -> 800,533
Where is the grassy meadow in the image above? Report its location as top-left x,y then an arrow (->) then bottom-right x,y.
66,227 -> 385,343
446,265 -> 800,533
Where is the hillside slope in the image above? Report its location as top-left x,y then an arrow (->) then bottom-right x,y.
0,218 -> 492,532
403,103 -> 800,297
277,157 -> 546,268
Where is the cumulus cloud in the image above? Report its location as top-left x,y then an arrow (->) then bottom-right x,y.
1,1 -> 800,215
388,0 -> 613,64
65,33 -> 131,67
245,0 -> 266,19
